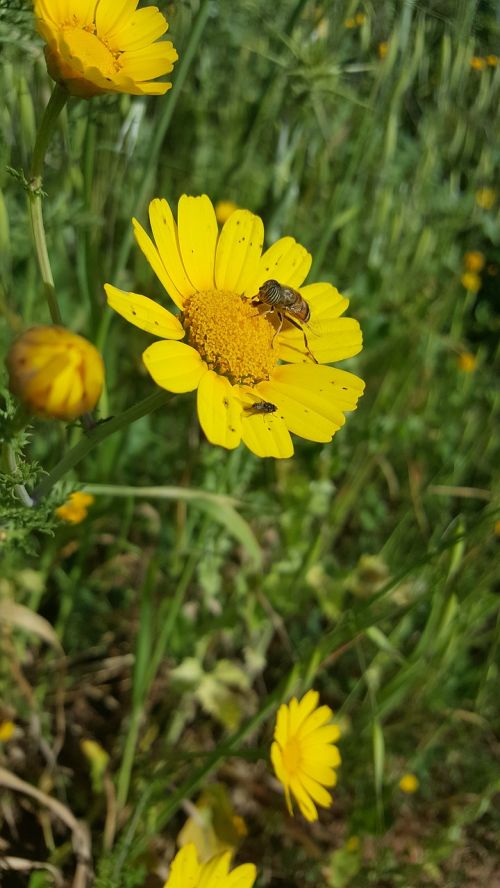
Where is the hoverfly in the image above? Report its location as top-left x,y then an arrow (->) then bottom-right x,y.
252,279 -> 318,363
244,400 -> 278,416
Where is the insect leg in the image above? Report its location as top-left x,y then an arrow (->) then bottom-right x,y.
284,315 -> 318,363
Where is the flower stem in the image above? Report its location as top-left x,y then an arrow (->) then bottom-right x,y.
32,389 -> 172,502
2,442 -> 35,507
29,83 -> 68,325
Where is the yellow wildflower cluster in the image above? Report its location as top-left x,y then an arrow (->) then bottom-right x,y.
470,55 -> 498,71
56,491 -> 94,524
460,250 -> 484,294
344,12 -> 366,28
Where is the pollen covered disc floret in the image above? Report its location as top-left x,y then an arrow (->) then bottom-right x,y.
183,288 -> 276,385
105,194 -> 365,459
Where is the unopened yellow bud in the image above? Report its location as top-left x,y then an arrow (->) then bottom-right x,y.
7,326 -> 104,420
460,271 -> 481,292
399,773 -> 419,794
457,352 -> 477,373
464,251 -> 484,272
215,200 -> 239,225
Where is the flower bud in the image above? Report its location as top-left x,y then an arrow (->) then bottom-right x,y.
7,326 -> 104,420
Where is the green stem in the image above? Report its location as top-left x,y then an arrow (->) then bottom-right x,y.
2,442 -> 35,507
29,83 -> 68,325
96,0 -> 213,352
32,389 -> 172,502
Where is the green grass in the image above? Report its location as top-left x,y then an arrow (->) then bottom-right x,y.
0,0 -> 499,886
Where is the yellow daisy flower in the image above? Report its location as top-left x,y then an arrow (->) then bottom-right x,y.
460,271 -> 481,292
34,0 -> 178,98
457,351 -> 477,373
475,187 -> 496,210
163,843 -> 256,888
105,195 -> 364,459
271,689 -> 341,821
56,491 -> 94,523
215,200 -> 240,225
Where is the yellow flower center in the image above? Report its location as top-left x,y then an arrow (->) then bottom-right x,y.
183,289 -> 277,385
282,737 -> 302,775
62,25 -> 121,76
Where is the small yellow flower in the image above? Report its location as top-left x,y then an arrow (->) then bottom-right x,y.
475,187 -> 496,209
56,491 -> 94,524
344,17 -> 355,28
355,13 -> 366,25
486,54 -> 498,66
470,56 -> 487,71
163,843 -> 256,888
460,271 -> 481,292
105,195 -> 364,459
215,201 -> 240,225
7,326 -> 104,420
271,689 -> 341,822
398,773 -> 419,794
464,251 -> 485,273
34,0 -> 178,98
378,41 -> 389,59
0,720 -> 15,742
457,352 -> 477,373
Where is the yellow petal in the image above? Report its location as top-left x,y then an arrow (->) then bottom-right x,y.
214,210 -> 264,293
108,6 -> 167,52
279,317 -> 363,364
296,772 -> 334,809
148,199 -> 194,304
261,364 -> 365,439
95,0 -> 137,38
120,42 -> 177,80
223,865 -> 258,888
290,690 -> 321,734
300,282 -> 349,319
133,218 -> 186,309
241,410 -> 293,459
257,379 -> 338,443
163,843 -> 201,888
142,340 -> 207,393
289,776 -> 318,822
196,372 -> 242,450
243,237 -> 311,297
298,704 -> 334,737
178,195 -> 218,292
104,284 -> 184,339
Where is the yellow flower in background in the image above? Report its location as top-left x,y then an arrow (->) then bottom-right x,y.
470,57 -> 486,71
457,352 -> 477,373
56,491 -> 94,523
0,720 -> 15,742
475,187 -> 496,209
486,55 -> 498,66
7,326 -> 104,420
398,773 -> 419,794
105,195 -> 364,459
464,251 -> 484,273
271,689 -> 341,821
177,785 -> 247,864
34,0 -> 178,98
378,41 -> 389,59
215,201 -> 240,225
460,271 -> 481,292
163,843 -> 256,888
355,13 -> 366,25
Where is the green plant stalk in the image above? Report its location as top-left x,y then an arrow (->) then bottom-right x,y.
2,442 -> 34,507
29,83 -> 68,325
32,388 -> 172,502
96,0 -> 213,353
117,560 -> 157,810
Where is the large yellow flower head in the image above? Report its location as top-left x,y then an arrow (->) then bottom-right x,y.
7,325 -> 104,420
163,843 -> 256,888
271,689 -> 341,821
34,0 -> 178,98
105,195 -> 364,458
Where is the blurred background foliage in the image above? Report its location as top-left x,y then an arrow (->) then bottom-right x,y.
0,0 -> 499,885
